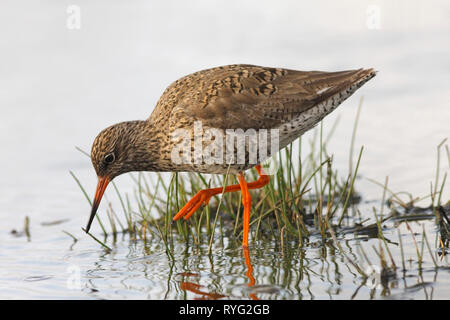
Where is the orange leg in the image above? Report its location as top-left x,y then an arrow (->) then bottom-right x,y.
173,164 -> 269,246
237,173 -> 251,247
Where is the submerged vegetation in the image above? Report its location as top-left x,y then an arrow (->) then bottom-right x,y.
70,101 -> 449,298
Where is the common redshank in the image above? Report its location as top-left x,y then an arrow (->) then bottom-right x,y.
86,64 -> 376,247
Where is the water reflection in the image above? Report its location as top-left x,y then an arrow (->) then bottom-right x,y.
5,209 -> 446,299
243,247 -> 258,300
179,278 -> 227,300
178,246 -> 276,300
72,227 -> 448,300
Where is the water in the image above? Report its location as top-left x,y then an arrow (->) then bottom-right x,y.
0,0 -> 449,299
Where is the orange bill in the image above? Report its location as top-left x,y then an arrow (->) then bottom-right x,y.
85,176 -> 110,232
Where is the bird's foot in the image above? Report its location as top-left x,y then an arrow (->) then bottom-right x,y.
173,189 -> 217,221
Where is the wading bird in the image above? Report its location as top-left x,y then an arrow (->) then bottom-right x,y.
86,64 -> 376,247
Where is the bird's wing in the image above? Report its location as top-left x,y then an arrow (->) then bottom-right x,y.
151,64 -> 376,130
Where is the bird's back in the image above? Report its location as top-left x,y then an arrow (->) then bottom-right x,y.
150,64 -> 375,129
148,64 -> 376,173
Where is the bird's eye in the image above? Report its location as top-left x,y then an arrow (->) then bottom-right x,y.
104,153 -> 115,164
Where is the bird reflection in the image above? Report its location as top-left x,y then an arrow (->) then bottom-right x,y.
243,246 -> 259,300
178,246 -> 259,300
179,281 -> 226,300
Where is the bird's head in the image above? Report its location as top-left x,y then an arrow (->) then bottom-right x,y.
85,120 -> 151,232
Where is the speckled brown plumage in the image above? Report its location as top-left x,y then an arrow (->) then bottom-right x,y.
86,64 -> 376,234
151,64 -> 375,130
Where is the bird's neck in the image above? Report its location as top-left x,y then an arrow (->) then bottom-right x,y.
124,120 -> 171,173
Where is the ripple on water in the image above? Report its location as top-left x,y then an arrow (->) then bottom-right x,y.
23,275 -> 54,282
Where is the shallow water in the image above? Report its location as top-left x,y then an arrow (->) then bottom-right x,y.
3,212 -> 450,300
0,0 -> 449,299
